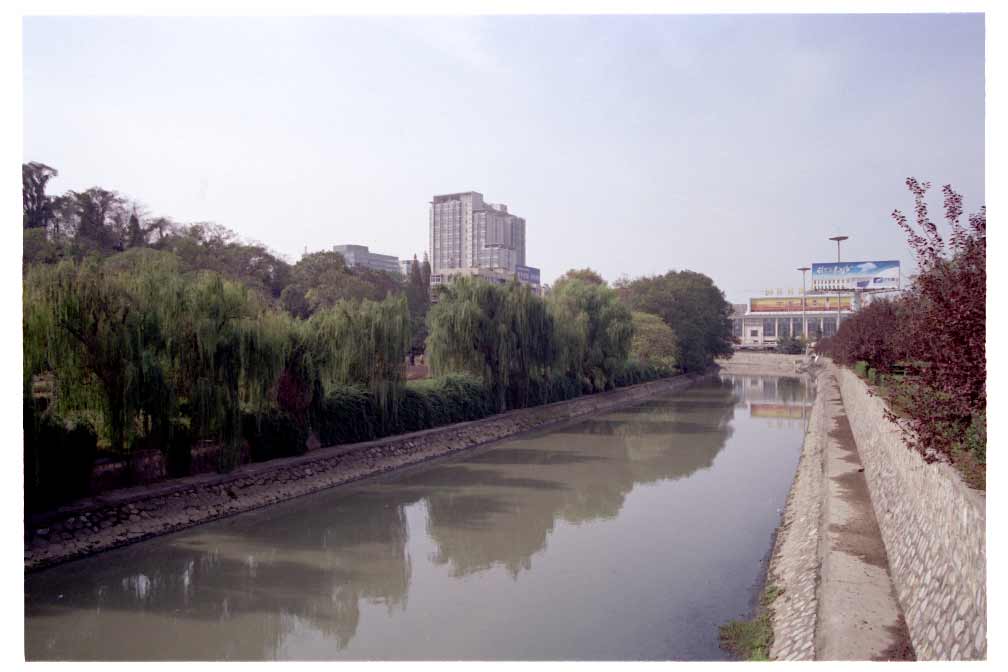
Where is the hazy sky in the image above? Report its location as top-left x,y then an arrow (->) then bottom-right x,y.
22,14 -> 984,302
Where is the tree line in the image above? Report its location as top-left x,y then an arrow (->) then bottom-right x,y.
23,161 -> 735,509
816,179 -> 985,482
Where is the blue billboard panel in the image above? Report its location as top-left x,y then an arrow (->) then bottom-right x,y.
515,265 -> 541,285
810,260 -> 900,291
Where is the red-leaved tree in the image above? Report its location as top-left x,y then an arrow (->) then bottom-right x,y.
890,178 -> 986,462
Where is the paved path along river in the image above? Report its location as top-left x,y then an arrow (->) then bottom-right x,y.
26,375 -> 811,661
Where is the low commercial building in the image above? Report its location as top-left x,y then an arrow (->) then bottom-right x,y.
731,295 -> 854,348
332,244 -> 401,276
429,263 -> 544,300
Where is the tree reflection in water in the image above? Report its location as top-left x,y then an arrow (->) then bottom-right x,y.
26,376 -> 803,660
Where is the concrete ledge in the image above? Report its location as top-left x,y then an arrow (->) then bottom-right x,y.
766,368 -> 824,660
25,373 -> 709,572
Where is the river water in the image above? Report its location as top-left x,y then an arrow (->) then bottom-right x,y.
25,374 -> 812,661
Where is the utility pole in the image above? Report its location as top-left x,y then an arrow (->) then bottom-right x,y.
798,266 -> 810,342
828,236 -> 848,337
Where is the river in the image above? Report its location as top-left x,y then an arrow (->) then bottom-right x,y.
25,374 -> 812,660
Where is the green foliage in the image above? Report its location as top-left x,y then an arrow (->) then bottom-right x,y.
719,584 -> 783,661
613,359 -> 675,387
307,295 -> 411,426
961,411 -> 986,466
547,277 -> 634,393
630,311 -> 680,369
23,257 -> 290,468
775,335 -> 805,355
242,410 -> 309,462
427,279 -> 554,412
853,360 -> 869,378
617,270 -> 734,373
24,400 -> 97,512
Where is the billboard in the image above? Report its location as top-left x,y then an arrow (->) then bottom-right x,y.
750,296 -> 852,313
810,260 -> 900,292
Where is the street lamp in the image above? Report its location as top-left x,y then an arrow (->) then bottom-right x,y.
828,235 -> 848,337
798,266 -> 810,341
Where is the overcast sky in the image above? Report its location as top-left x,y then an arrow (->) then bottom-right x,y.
22,13 -> 984,302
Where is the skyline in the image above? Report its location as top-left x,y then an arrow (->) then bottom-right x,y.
22,13 -> 985,301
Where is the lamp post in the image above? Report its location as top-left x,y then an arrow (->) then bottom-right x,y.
828,235 -> 848,337
798,266 -> 810,341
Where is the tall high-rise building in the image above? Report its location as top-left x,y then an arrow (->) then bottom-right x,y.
429,192 -> 526,274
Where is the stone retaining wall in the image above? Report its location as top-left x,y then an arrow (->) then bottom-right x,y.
766,370 -> 822,660
766,369 -> 824,660
837,368 -> 986,660
25,373 -> 707,572
717,351 -> 810,376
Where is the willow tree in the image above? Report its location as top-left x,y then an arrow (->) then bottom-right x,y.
307,294 -> 411,426
547,277 -> 634,392
24,255 -> 292,468
426,278 -> 554,412
24,255 -> 185,453
176,271 -> 290,469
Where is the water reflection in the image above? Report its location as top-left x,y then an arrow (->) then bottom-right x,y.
722,374 -> 813,425
26,375 -> 807,660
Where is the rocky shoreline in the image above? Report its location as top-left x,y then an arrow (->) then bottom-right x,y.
25,373 -> 708,572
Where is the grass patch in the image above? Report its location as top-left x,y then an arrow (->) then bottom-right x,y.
951,447 -> 986,491
719,584 -> 784,661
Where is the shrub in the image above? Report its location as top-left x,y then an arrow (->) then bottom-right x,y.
164,420 -> 195,478
242,410 -> 309,462
775,335 -> 804,355
313,385 -> 380,446
853,361 -> 869,378
24,401 -> 98,511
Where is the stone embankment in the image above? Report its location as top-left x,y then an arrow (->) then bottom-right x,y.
25,373 -> 707,572
765,362 -> 985,660
838,368 -> 986,660
716,351 -> 810,377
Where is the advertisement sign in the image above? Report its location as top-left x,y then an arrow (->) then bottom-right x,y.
749,296 -> 852,313
810,260 -> 900,291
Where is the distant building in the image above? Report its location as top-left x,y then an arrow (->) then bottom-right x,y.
730,295 -> 855,347
400,258 -> 418,277
332,244 -> 401,276
430,192 -> 526,274
429,191 -> 541,295
429,264 -> 544,299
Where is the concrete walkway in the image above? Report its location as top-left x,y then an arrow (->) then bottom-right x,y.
814,370 -> 914,660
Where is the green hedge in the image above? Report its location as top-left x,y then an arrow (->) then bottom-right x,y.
26,367 -> 680,509
242,410 -> 310,462
24,400 -> 98,512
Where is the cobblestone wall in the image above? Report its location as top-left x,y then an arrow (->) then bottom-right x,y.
838,368 -> 986,660
717,351 -> 809,376
766,371 -> 825,661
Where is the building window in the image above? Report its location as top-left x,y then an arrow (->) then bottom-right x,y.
750,329 -> 758,338
763,319 -> 776,337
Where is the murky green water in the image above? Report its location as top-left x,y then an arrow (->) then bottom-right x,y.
25,374 -> 812,660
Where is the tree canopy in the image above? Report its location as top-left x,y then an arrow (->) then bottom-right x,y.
616,270 -> 733,373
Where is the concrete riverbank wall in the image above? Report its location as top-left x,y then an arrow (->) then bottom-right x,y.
717,351 -> 809,377
25,373 -> 709,572
767,363 -> 985,660
838,368 -> 986,660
